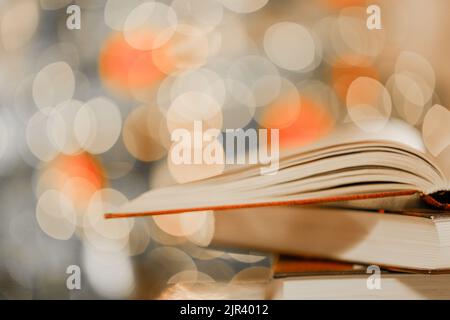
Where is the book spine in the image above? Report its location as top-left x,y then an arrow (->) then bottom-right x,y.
421,191 -> 450,211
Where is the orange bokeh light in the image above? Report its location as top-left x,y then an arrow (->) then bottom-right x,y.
262,97 -> 335,150
46,153 -> 105,205
99,32 -> 172,95
320,0 -> 366,10
332,58 -> 379,102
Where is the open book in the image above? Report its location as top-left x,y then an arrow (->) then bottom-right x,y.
106,119 -> 450,219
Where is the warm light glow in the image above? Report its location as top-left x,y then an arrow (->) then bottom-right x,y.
332,59 -> 379,102
99,33 -> 169,95
346,77 -> 392,132
261,96 -> 334,149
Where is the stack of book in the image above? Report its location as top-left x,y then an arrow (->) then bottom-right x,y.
106,119 -> 450,299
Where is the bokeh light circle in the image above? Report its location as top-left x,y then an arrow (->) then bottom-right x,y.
74,97 -> 122,155
219,0 -> 268,13
422,105 -> 450,157
36,189 -> 76,240
124,2 -> 178,51
346,77 -> 392,132
32,62 -> 75,111
264,22 -> 317,72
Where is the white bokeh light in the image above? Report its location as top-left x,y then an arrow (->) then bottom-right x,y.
74,97 -> 122,155
32,62 -> 75,111
264,22 -> 318,72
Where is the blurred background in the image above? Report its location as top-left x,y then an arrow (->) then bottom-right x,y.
1,0 -> 450,299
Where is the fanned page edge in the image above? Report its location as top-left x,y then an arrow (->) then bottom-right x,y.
104,190 -> 421,219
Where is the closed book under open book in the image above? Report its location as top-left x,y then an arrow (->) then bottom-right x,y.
211,206 -> 450,271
